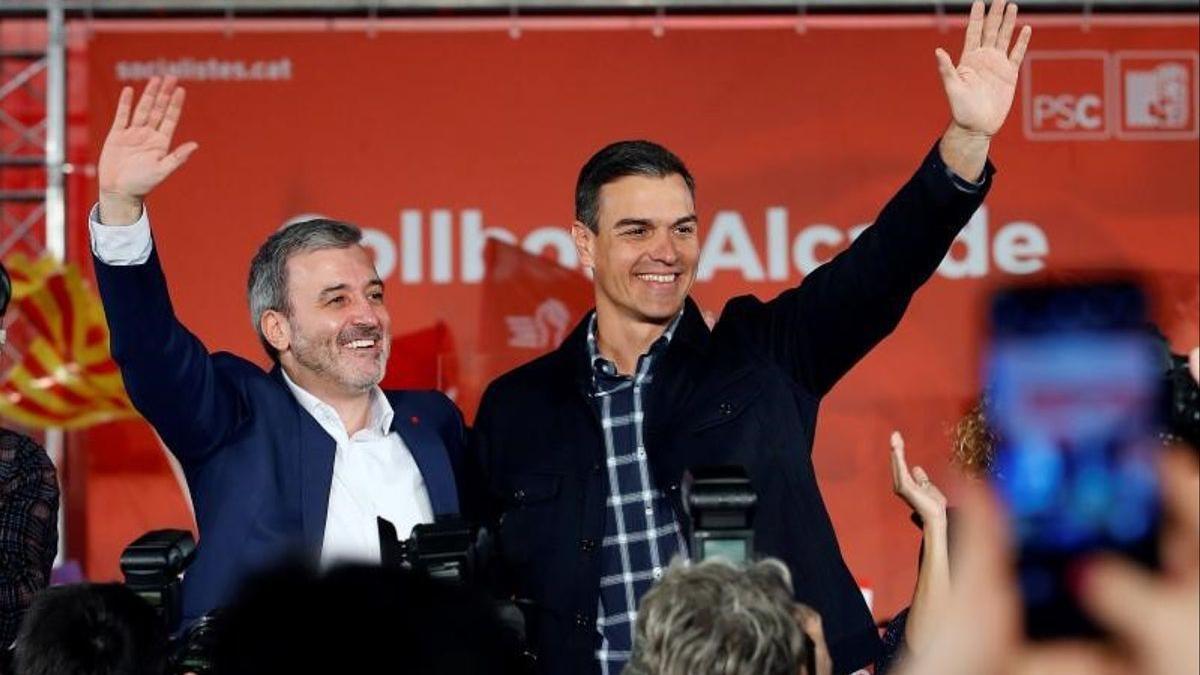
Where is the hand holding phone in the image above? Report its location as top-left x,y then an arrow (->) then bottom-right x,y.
986,282 -> 1163,640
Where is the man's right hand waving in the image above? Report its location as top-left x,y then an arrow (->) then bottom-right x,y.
97,76 -> 197,226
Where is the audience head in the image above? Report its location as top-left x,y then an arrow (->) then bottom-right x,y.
625,557 -> 827,675
11,583 -> 166,675
951,398 -> 997,478
209,562 -> 516,675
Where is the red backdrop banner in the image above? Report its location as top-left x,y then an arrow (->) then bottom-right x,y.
74,15 -> 1199,618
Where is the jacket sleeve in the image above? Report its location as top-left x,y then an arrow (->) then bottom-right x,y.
463,385 -> 502,530
717,141 -> 993,397
94,245 -> 246,463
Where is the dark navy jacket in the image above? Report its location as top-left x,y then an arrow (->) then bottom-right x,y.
94,248 -> 467,624
471,145 -> 992,674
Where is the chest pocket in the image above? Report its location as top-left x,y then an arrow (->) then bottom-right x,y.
687,378 -> 763,433
501,472 -> 562,507
496,472 -> 564,573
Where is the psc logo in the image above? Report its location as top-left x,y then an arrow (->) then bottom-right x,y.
1022,52 -> 1111,140
1032,94 -> 1105,130
1116,52 -> 1199,140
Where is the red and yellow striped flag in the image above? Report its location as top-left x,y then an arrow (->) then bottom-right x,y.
0,253 -> 136,429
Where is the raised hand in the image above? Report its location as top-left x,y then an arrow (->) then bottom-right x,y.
937,0 -> 1032,138
889,430 -> 951,657
792,603 -> 833,675
1077,450 -> 1200,675
97,76 -> 198,224
935,0 -> 1031,181
889,431 -> 948,527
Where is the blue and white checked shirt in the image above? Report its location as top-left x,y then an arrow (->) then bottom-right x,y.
585,312 -> 690,675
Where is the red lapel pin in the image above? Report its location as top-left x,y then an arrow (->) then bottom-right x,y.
410,415 -> 420,425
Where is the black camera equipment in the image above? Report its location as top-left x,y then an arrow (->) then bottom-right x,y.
680,466 -> 818,674
377,515 -> 484,585
1161,349 -> 1200,450
378,515 -> 537,673
168,610 -> 220,675
120,529 -> 196,631
682,465 -> 758,564
120,529 -> 212,674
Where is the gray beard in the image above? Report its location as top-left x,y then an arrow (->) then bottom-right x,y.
288,324 -> 383,394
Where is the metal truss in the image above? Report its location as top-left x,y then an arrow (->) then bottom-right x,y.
0,0 -> 67,562
0,1 -> 64,263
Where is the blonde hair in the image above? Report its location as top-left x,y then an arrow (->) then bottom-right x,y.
951,400 -> 997,478
624,558 -> 809,675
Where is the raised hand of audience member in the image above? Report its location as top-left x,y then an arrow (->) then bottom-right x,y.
794,603 -> 833,675
893,449 -> 1200,675
888,431 -> 951,657
1076,449 -> 1199,675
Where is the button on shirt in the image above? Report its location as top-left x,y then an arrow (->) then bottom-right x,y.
586,312 -> 689,675
88,204 -> 435,567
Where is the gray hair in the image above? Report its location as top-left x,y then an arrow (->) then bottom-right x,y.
247,218 -> 363,361
624,558 -> 809,675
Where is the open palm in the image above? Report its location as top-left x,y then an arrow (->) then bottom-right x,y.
889,431 -> 947,526
98,76 -> 197,200
937,0 -> 1032,137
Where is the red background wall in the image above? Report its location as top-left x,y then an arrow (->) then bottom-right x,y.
37,14 -> 1200,621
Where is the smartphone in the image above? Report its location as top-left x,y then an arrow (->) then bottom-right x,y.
985,282 -> 1162,640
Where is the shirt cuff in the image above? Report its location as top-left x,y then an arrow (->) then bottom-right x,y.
89,202 -> 153,265
945,165 -> 988,194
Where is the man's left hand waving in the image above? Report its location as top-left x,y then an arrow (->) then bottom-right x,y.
937,0 -> 1032,181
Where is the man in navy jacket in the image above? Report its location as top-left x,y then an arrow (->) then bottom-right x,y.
90,78 -> 467,626
471,2 -> 1032,673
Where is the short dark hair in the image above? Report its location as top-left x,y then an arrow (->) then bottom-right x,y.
12,583 -> 166,675
574,140 -> 696,232
246,218 -> 363,362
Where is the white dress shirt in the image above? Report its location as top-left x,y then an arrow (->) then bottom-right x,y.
280,370 -> 434,566
89,204 -> 435,567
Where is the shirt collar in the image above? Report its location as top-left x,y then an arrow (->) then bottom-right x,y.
585,309 -> 683,377
280,368 -> 394,440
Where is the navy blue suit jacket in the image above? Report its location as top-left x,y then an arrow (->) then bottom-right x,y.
94,247 -> 467,624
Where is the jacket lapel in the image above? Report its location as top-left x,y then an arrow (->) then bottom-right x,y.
271,366 -> 338,558
555,302 -> 711,472
554,301 -> 711,433
389,395 -> 461,518
275,366 -> 464,553
642,299 -> 709,432
561,309 -> 598,393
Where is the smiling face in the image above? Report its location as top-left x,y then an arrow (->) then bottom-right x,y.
574,173 -> 699,329
263,245 -> 390,397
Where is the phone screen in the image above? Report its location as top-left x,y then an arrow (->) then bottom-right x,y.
986,283 -> 1162,639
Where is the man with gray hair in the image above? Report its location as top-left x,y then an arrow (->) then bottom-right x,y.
624,558 -> 832,675
87,76 -> 467,626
